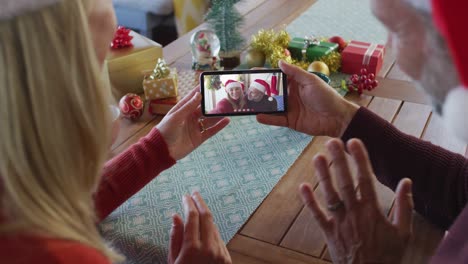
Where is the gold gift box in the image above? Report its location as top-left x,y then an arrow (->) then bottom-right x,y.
106,31 -> 163,98
142,68 -> 178,100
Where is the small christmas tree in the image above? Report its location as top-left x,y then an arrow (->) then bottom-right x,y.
204,0 -> 245,57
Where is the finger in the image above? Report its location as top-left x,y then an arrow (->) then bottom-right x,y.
279,60 -> 320,84
167,87 -> 198,115
201,118 -> 230,141
299,183 -> 330,231
314,154 -> 343,212
347,139 -> 377,204
203,116 -> 229,128
256,113 -> 288,127
182,194 -> 200,243
168,213 -> 184,263
392,178 -> 414,237
171,91 -> 202,118
327,139 -> 358,209
191,192 -> 216,243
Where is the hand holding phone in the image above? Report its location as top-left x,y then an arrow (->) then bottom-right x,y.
200,69 -> 288,116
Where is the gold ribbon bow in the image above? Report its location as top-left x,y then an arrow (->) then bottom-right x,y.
147,58 -> 170,80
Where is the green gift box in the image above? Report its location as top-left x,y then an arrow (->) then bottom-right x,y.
288,37 -> 338,62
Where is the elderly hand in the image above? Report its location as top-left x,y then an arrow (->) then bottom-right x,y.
256,61 -> 359,137
168,192 -> 232,264
157,88 -> 230,160
300,138 -> 414,263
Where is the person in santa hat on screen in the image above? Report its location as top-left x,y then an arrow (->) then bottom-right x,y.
255,0 -> 468,262
209,79 -> 247,114
246,79 -> 278,112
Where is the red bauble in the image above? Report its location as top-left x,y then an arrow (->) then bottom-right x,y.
284,48 -> 291,57
119,93 -> 144,121
328,36 -> 347,51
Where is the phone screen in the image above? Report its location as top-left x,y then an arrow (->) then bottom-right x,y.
200,69 -> 287,116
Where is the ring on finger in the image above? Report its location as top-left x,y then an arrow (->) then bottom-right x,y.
327,200 -> 345,212
198,118 -> 206,134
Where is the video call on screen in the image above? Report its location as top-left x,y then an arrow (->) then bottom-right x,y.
203,72 -> 285,115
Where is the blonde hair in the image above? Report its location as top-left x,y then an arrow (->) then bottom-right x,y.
0,0 -> 122,262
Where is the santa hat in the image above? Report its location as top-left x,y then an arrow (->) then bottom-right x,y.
431,0 -> 468,142
1,0 -> 60,20
225,79 -> 244,91
250,79 -> 279,101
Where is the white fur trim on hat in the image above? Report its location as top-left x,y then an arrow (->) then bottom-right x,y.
225,81 -> 242,90
1,0 -> 60,20
443,86 -> 468,142
250,81 -> 266,93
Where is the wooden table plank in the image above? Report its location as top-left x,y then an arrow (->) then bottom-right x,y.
367,97 -> 402,122
387,63 -> 413,82
239,136 -> 329,244
363,78 -> 429,105
422,113 -> 467,155
229,235 -> 330,264
393,102 -> 432,137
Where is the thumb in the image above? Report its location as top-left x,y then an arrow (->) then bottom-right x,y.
256,114 -> 288,128
392,178 -> 414,238
172,92 -> 202,118
168,214 -> 184,263
279,60 -> 317,83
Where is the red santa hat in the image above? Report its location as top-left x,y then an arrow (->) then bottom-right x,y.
250,79 -> 279,101
225,79 -> 244,92
1,0 -> 61,20
431,0 -> 468,141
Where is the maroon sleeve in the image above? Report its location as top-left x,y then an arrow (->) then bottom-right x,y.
94,128 -> 176,220
342,107 -> 468,230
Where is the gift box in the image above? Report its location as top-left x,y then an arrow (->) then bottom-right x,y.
148,96 -> 181,115
341,40 -> 385,75
142,68 -> 178,100
288,37 -> 338,62
106,31 -> 163,98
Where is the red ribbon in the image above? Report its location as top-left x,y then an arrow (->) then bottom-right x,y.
111,26 -> 134,49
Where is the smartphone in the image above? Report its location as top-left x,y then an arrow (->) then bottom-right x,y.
200,69 -> 288,116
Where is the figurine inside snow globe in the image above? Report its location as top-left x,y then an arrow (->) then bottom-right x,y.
190,29 -> 221,71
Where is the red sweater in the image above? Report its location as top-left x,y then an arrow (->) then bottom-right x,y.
209,98 -> 245,114
0,128 -> 176,263
342,107 -> 468,263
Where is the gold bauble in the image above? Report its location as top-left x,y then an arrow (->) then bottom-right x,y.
307,61 -> 330,76
244,49 -> 266,68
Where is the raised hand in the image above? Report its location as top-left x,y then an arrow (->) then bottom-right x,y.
300,138 -> 414,263
257,61 -> 359,137
168,192 -> 232,264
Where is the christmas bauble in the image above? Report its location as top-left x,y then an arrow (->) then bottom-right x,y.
308,61 -> 330,76
244,49 -> 266,68
328,36 -> 347,51
119,93 -> 144,121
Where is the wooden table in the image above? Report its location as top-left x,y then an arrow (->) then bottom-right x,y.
110,1 -> 467,263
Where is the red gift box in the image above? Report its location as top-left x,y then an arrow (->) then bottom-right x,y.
341,40 -> 385,75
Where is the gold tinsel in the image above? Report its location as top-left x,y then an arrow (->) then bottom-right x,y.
250,30 -> 342,71
317,51 -> 341,73
250,29 -> 292,68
